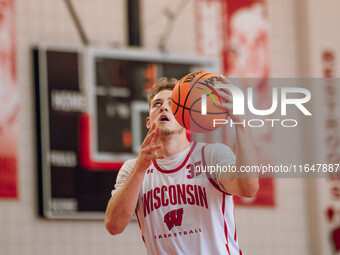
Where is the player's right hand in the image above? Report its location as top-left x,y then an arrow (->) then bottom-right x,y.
136,123 -> 164,172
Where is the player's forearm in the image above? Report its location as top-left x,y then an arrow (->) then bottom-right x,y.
105,166 -> 145,235
235,124 -> 258,166
105,124 -> 163,235
218,124 -> 259,197
234,124 -> 259,197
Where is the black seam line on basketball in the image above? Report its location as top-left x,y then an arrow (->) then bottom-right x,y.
182,72 -> 211,130
189,106 -> 215,132
182,73 -> 209,129
172,99 -> 228,115
171,99 -> 200,113
173,75 -> 186,116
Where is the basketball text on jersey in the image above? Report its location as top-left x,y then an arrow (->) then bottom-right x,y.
154,228 -> 203,240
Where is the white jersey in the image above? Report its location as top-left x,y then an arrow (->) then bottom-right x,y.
113,142 -> 243,255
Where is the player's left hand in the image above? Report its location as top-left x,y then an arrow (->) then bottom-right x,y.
216,74 -> 246,122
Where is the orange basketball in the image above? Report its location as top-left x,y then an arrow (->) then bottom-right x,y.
171,71 -> 229,133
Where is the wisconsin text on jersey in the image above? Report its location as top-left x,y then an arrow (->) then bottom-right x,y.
142,184 -> 208,217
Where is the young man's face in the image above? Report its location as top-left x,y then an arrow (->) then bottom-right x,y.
146,90 -> 185,135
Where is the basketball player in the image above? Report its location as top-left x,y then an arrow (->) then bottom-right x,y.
105,76 -> 259,254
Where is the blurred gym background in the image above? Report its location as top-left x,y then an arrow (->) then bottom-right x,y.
0,0 -> 339,254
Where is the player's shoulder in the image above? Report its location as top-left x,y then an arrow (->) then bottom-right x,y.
122,158 -> 137,169
193,141 -> 235,158
193,141 -> 211,150
194,141 -> 232,151
119,158 -> 138,175
123,158 -> 137,167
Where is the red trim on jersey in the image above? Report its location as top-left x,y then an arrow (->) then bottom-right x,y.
135,210 -> 145,243
222,194 -> 231,255
233,209 -> 243,255
153,142 -> 197,174
234,210 -> 237,242
201,145 -> 232,196
226,245 -> 231,255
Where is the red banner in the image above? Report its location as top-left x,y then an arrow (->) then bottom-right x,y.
0,0 -> 19,198
224,0 -> 274,207
196,0 -> 275,206
222,0 -> 269,78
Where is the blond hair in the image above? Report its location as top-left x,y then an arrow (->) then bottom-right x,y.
147,77 -> 178,106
